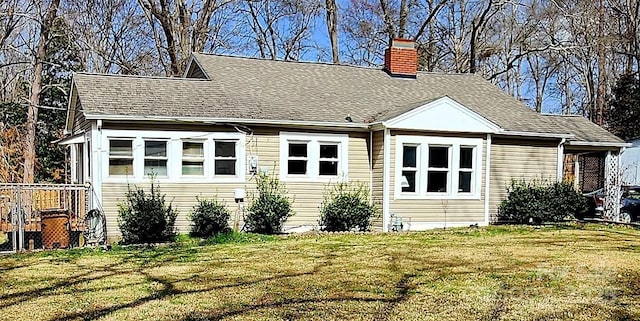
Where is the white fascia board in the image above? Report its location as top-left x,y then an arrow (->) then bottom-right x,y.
382,96 -> 502,133
64,79 -> 77,135
84,114 -> 370,130
567,141 -> 631,148
58,132 -> 85,145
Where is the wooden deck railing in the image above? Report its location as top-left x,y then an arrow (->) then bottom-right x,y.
0,184 -> 90,233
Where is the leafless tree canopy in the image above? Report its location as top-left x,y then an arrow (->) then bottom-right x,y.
1,0 -> 640,181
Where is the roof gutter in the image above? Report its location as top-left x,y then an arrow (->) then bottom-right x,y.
567,141 -> 631,148
84,114 -> 370,130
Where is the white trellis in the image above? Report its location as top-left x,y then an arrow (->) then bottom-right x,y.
604,151 -> 622,221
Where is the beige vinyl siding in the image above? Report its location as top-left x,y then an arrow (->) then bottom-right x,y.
370,131 -> 385,230
488,138 -> 559,221
72,101 -> 91,134
388,132 -> 486,224
100,127 -> 370,240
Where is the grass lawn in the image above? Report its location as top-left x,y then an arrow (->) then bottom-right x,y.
1,225 -> 639,321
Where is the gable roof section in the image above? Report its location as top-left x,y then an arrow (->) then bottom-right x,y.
73,73 -> 244,119
383,96 -> 501,133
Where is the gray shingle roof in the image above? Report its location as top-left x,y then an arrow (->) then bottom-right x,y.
72,53 -> 623,144
540,114 -> 624,144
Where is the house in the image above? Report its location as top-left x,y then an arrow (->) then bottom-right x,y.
61,39 -> 626,242
622,138 -> 640,186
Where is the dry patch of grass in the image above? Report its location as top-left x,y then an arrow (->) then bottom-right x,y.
1,224 -> 639,321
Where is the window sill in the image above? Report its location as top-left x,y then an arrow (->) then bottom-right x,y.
280,175 -> 347,183
394,193 -> 481,200
103,176 -> 246,184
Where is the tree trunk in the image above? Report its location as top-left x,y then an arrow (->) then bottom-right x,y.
469,0 -> 493,74
325,0 -> 339,63
24,0 -> 60,184
596,0 -> 606,125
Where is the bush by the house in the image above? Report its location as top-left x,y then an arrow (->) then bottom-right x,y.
498,180 -> 588,223
189,196 -> 231,237
319,181 -> 377,232
245,172 -> 294,234
117,180 -> 178,244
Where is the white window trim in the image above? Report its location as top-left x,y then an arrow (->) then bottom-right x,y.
213,139 -> 240,176
180,140 -> 206,177
107,137 -> 135,177
143,138 -> 169,178
279,132 -> 349,182
102,129 -> 245,183
394,136 -> 483,200
400,144 -> 419,195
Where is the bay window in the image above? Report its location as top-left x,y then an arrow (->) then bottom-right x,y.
396,136 -> 482,199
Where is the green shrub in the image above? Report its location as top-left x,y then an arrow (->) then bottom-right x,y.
498,180 -> 588,224
189,196 -> 231,237
245,172 -> 294,234
117,180 -> 178,244
319,181 -> 377,232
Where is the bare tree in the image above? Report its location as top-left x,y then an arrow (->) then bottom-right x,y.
63,0 -> 159,75
325,0 -> 339,63
23,0 -> 60,184
240,0 -> 322,61
138,0 -> 235,76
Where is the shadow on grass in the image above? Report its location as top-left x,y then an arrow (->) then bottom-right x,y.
50,258 -> 334,321
0,245 -> 205,310
2,226 -> 639,320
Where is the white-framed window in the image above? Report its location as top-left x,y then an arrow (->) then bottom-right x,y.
401,144 -> 418,193
458,146 -> 475,193
214,140 -> 238,176
144,139 -> 168,176
108,139 -> 134,176
426,145 -> 450,193
395,136 -> 482,199
279,132 -> 349,181
287,141 -> 309,175
102,130 -> 245,183
319,143 -> 339,176
181,141 -> 205,176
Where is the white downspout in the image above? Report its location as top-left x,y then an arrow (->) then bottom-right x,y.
484,134 -> 492,225
93,120 -> 103,211
369,131 -> 373,205
382,128 -> 391,232
557,138 -> 566,182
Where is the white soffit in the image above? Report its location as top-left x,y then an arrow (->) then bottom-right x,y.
383,96 -> 502,133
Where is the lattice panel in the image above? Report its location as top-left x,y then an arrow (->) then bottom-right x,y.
604,152 -> 621,221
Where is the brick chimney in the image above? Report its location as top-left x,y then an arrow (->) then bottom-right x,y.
384,38 -> 418,78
